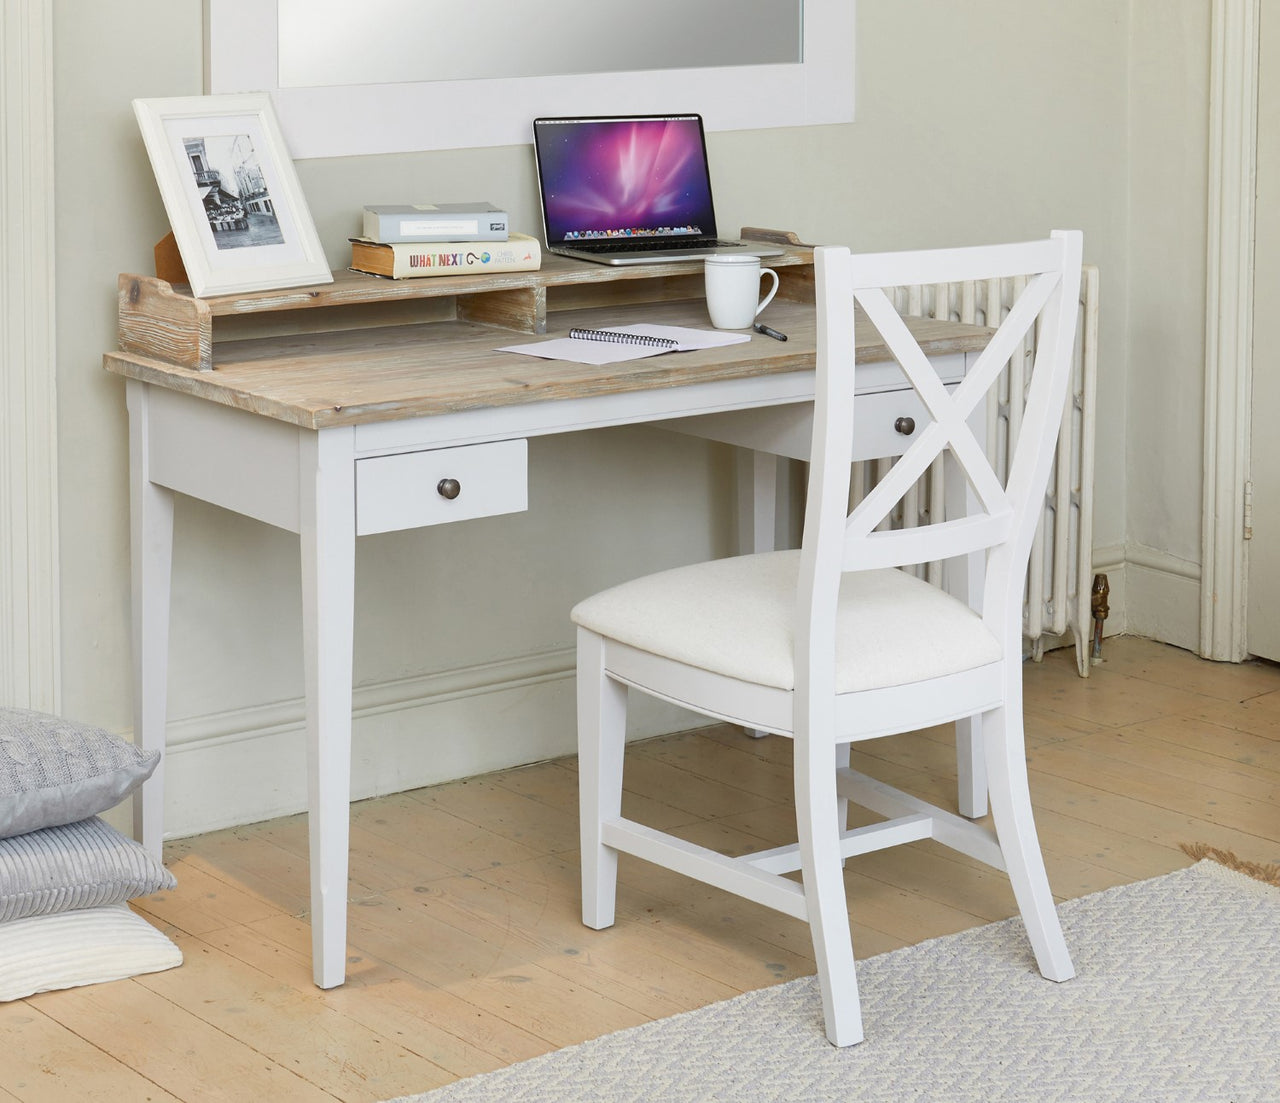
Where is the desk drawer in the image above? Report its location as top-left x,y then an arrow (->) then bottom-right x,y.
356,439 -> 528,535
851,387 -> 953,463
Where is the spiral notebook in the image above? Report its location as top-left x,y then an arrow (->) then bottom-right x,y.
498,324 -> 750,365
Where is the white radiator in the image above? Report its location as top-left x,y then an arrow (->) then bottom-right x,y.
859,265 -> 1099,676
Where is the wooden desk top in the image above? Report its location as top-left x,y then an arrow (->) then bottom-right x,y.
103,297 -> 991,432
104,243 -> 993,431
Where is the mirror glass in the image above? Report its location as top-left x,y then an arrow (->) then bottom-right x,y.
278,0 -> 803,87
207,0 -> 850,157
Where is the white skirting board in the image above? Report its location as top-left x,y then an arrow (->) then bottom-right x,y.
149,647 -> 694,839
120,568 -> 1146,840
1121,544 -> 1202,654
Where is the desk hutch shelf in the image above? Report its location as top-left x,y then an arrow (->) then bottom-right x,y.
118,230 -> 816,373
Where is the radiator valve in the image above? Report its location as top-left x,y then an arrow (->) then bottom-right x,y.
1090,573 -> 1110,664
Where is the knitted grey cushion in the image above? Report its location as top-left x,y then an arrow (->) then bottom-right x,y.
0,816 -> 175,923
0,707 -> 159,839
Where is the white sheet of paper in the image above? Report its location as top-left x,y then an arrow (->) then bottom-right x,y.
616,324 -> 752,350
497,337 -> 662,365
498,323 -> 752,365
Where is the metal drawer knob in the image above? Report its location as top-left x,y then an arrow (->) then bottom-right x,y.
894,416 -> 916,436
437,478 -> 461,500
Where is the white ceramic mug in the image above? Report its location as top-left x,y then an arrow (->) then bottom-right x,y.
704,255 -> 780,330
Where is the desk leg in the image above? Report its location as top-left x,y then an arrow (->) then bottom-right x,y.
738,448 -> 781,742
737,447 -> 779,554
127,381 -> 173,858
299,428 -> 357,989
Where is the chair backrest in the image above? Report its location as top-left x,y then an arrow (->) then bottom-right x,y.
798,232 -> 1083,676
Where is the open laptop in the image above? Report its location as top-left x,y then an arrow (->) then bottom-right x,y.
533,114 -> 785,266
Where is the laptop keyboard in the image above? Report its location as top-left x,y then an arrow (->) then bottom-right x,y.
568,238 -> 740,254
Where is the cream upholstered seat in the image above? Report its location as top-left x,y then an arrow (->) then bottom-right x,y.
572,550 -> 1002,698
572,231 -> 1084,1047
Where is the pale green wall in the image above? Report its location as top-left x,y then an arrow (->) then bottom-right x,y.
1122,1 -> 1212,649
1127,1 -> 1211,565
52,1 -> 1201,835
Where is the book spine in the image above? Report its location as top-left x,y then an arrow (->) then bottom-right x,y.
391,250 -> 532,278
365,210 -> 509,243
354,236 -> 542,279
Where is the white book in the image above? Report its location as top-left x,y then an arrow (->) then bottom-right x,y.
363,203 -> 509,243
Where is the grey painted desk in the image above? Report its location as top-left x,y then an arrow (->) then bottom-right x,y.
104,249 -> 992,988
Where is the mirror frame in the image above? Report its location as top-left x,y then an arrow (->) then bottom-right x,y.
205,0 -> 854,159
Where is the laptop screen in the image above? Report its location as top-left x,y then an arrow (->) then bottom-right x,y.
534,114 -> 718,246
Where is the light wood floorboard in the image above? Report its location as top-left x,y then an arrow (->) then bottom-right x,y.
3,636 -> 1279,1101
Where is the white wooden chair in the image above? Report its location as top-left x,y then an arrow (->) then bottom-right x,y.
571,231 -> 1083,1046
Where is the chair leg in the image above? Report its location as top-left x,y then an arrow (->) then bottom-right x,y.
836,742 -> 851,866
955,715 -> 988,818
982,704 -> 1075,982
795,730 -> 864,1046
945,450 -> 989,820
578,628 -> 627,930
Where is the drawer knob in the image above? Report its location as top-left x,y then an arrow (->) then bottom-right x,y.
894,416 -> 916,436
437,477 -> 461,500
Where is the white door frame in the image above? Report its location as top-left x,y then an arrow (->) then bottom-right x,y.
0,0 -> 61,709
1202,0 -> 1260,663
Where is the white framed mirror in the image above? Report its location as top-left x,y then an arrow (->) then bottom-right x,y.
277,1 -> 805,87
205,0 -> 854,158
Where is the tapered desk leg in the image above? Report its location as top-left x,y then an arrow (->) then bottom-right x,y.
739,448 -> 781,741
299,427 -> 357,989
127,381 -> 174,858
737,447 -> 779,554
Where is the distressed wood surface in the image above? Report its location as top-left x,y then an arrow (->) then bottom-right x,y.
455,285 -> 545,334
105,295 -> 991,431
212,250 -> 809,313
117,274 -> 213,372
116,245 -> 818,365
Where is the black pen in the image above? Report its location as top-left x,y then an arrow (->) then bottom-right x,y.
753,323 -> 788,342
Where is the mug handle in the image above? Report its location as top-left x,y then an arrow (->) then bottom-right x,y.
755,268 -> 780,317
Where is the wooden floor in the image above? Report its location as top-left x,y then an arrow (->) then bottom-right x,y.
3,635 -> 1279,1101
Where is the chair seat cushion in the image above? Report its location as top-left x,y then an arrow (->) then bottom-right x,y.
571,550 -> 1002,693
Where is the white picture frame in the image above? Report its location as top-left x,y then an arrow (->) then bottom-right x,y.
132,93 -> 332,297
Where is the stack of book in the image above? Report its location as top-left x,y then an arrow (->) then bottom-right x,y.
349,202 -> 541,279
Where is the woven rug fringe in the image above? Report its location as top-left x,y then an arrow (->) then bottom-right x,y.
1181,843 -> 1280,887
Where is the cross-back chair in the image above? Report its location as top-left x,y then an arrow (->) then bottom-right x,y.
571,230 -> 1084,1046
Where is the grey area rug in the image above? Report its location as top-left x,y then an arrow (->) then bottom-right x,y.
388,861 -> 1279,1102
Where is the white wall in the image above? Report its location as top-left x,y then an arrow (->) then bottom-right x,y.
49,1 -> 1200,837
1123,0 -> 1213,650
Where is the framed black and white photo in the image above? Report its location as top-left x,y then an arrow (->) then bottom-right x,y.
132,93 -> 331,297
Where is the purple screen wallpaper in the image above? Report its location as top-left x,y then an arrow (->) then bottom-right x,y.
536,117 -> 716,241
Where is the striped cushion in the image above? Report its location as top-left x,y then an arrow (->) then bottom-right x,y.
1,707 -> 159,839
0,817 -> 176,923
0,903 -> 181,1001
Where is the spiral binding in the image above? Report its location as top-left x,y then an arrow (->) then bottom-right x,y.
568,327 -> 678,350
